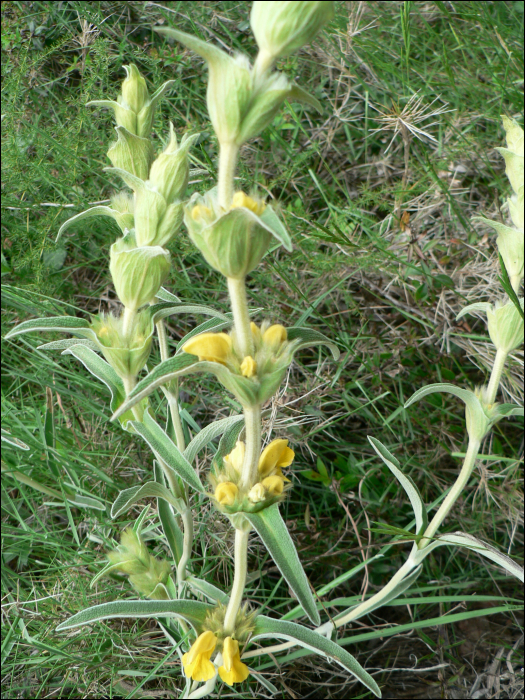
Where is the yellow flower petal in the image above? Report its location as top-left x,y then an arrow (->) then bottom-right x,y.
240,355 -> 257,377
224,441 -> 245,473
182,332 -> 232,364
258,439 -> 295,478
250,322 -> 261,340
182,631 -> 217,681
218,637 -> 250,685
215,482 -> 238,506
191,204 -> 212,221
262,475 -> 285,495
262,324 -> 287,348
231,191 -> 265,215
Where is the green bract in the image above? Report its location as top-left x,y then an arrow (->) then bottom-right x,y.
184,187 -> 291,279
107,126 -> 154,180
458,299 -> 524,353
90,311 -> 154,379
109,231 -> 170,311
250,1 -> 335,62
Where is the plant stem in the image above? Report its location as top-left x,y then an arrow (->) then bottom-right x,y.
122,374 -> 143,422
418,438 -> 480,548
227,276 -> 253,357
156,319 -> 186,452
177,508 -> 194,590
122,306 -> 136,339
485,347 -> 508,405
223,529 -> 249,635
253,49 -> 275,81
218,142 -> 239,209
240,405 -> 262,491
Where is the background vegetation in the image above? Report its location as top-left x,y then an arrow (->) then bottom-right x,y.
2,1 -> 523,697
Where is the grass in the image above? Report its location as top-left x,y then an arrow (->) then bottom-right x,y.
1,1 -> 523,698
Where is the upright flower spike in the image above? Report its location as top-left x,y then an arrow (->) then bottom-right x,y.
88,63 -> 175,138
182,631 -> 218,682
218,637 -> 250,685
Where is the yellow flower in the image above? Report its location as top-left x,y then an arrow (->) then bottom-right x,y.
223,441 -> 245,474
191,204 -> 213,221
215,482 -> 238,506
182,631 -> 217,681
231,191 -> 266,216
240,355 -> 257,377
258,439 -> 294,479
262,475 -> 285,496
248,483 -> 267,503
262,324 -> 287,348
182,332 -> 232,364
218,637 -> 250,686
250,322 -> 262,341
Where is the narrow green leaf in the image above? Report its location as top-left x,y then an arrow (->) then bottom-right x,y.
131,409 -> 205,493
111,481 -> 185,519
246,504 -> 320,626
287,327 -> 340,360
56,599 -> 213,632
5,315 -> 91,339
155,287 -> 181,303
186,576 -> 229,604
184,414 -> 244,464
287,84 -> 323,113
498,253 -> 524,319
415,532 -> 524,582
62,345 -> 125,413
38,338 -> 99,352
1,430 -> 29,450
251,616 -> 380,697
111,355 -> 198,420
55,206 -> 123,242
154,461 -> 184,565
150,302 -> 230,324
368,437 -> 427,535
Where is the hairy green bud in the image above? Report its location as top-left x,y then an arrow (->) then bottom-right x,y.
90,310 -> 154,379
487,298 -> 524,353
107,126 -> 154,180
109,231 -> 170,311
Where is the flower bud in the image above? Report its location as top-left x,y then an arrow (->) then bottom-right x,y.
223,441 -> 245,475
240,355 -> 257,377
148,125 -> 198,204
110,192 -> 135,232
121,64 -> 149,115
251,1 -> 335,62
487,299 -> 524,353
107,126 -> 154,181
90,310 -> 154,379
262,475 -> 285,495
215,481 -> 238,506
109,231 -> 170,311
106,528 -> 171,599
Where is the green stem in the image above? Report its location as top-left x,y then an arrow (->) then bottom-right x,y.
223,529 -> 249,635
218,142 -> 239,209
227,276 -> 253,358
418,438 -> 480,549
240,405 -> 262,491
485,347 -> 508,406
177,508 -> 194,590
122,374 -> 143,422
122,306 -> 136,339
253,49 -> 275,82
156,319 -> 186,452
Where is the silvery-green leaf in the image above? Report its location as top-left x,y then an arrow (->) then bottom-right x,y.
368,437 -> 427,535
456,302 -> 492,321
405,383 -> 487,432
111,481 -> 185,519
155,287 -> 181,303
494,404 -> 524,419
175,315 -> 234,351
66,493 -> 106,511
260,205 -> 292,251
112,354 -> 199,419
129,408 -> 205,493
154,27 -> 226,66
56,599 -> 213,632
184,414 -> 244,464
150,302 -> 230,325
472,216 -> 519,238
245,503 -> 320,626
5,315 -> 92,340
154,460 -> 184,565
186,576 -> 229,604
287,327 -> 340,360
62,345 -> 125,413
214,418 -> 246,466
251,616 -> 380,697
37,338 -> 99,352
55,206 -> 129,242
414,532 -> 524,582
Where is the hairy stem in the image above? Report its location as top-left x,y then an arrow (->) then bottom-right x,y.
223,529 -> 249,635
156,319 -> 186,452
418,438 -> 480,548
177,508 -> 194,590
218,142 -> 239,209
240,405 -> 262,491
485,347 -> 508,406
122,306 -> 136,339
227,277 -> 253,358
